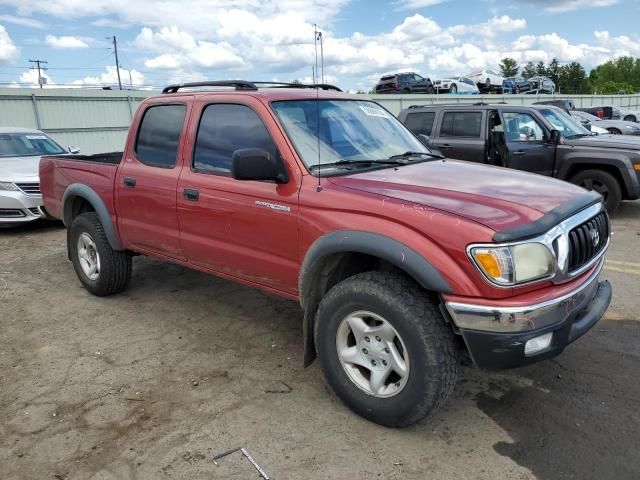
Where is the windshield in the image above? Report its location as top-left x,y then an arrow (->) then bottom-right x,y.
574,111 -> 601,122
538,108 -> 591,138
0,133 -> 66,158
271,100 -> 430,172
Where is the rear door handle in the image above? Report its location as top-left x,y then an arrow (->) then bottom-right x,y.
439,144 -> 452,149
123,177 -> 136,187
513,150 -> 526,156
183,188 -> 199,201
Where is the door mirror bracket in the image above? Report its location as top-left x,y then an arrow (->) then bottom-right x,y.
549,130 -> 563,145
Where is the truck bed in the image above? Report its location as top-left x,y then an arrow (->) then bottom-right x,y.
40,152 -> 121,223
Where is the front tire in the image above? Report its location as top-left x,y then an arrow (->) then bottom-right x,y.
624,115 -> 636,122
607,128 -> 622,135
70,212 -> 132,296
570,169 -> 622,212
314,272 -> 457,427
450,84 -> 457,94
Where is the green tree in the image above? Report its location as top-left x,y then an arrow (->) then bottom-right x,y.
558,62 -> 587,94
590,56 -> 640,92
522,61 -> 537,79
499,57 -> 519,78
547,58 -> 561,87
535,61 -> 547,76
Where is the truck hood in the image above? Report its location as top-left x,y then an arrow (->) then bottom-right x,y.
565,134 -> 640,150
329,159 -> 590,232
0,155 -> 41,181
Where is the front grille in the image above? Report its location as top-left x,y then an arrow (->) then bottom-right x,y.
567,211 -> 609,272
0,208 -> 25,218
15,182 -> 41,195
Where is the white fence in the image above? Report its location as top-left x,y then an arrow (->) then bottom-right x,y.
1,87 -> 639,154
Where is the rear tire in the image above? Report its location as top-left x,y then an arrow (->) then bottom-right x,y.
570,169 -> 622,212
607,128 -> 622,135
70,212 -> 132,296
624,115 -> 637,122
450,84 -> 457,94
314,271 -> 457,427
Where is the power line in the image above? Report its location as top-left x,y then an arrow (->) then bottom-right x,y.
28,59 -> 48,88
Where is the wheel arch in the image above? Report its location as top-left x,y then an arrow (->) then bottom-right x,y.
62,184 -> 123,251
557,153 -> 639,200
298,230 -> 452,366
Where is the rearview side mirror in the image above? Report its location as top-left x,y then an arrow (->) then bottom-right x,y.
417,134 -> 431,147
549,130 -> 563,145
68,145 -> 80,154
231,148 -> 288,184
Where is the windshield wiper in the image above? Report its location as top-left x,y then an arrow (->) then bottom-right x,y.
388,151 -> 444,160
309,159 -> 406,172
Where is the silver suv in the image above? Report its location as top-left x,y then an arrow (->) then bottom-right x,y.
0,127 -> 73,226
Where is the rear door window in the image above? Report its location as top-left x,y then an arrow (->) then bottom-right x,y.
440,111 -> 482,138
135,104 -> 186,168
403,112 -> 436,136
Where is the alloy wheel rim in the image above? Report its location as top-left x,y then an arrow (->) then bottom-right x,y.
335,310 -> 410,398
580,179 -> 609,201
77,232 -> 101,281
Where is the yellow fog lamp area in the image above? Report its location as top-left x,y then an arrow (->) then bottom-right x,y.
470,243 -> 554,286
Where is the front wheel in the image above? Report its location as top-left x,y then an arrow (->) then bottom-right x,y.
450,84 -> 457,94
314,272 -> 457,427
70,212 -> 132,296
570,169 -> 622,212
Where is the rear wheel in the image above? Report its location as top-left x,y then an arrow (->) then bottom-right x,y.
607,128 -> 622,135
450,84 -> 457,94
624,115 -> 637,122
70,212 -> 132,296
314,272 -> 457,427
485,78 -> 491,91
570,169 -> 622,212
402,88 -> 411,94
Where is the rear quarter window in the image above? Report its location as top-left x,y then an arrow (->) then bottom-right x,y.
135,104 -> 186,168
403,112 -> 436,136
440,111 -> 482,138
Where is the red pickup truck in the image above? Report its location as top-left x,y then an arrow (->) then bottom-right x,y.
40,81 -> 612,427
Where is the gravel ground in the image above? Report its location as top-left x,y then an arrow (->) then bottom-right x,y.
1,201 -> 639,480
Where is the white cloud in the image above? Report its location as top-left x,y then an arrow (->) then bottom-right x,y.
538,0 -> 619,12
72,66 -> 145,88
0,24 -> 19,63
0,14 -> 44,28
45,35 -> 89,49
16,68 -> 54,87
395,0 -> 448,9
134,27 -> 247,71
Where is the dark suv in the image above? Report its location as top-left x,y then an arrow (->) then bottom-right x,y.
375,72 -> 434,94
399,103 -> 640,211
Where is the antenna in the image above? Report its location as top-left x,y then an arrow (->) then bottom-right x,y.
314,25 -> 322,192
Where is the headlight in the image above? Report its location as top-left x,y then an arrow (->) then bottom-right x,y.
0,182 -> 19,191
469,242 -> 555,286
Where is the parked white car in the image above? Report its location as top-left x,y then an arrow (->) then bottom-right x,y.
467,70 -> 504,91
433,76 -> 479,94
0,127 -> 73,226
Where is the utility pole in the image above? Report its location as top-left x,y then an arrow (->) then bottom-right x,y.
109,36 -> 123,90
28,59 -> 48,88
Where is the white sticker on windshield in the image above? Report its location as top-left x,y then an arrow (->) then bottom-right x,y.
25,135 -> 48,140
359,105 -> 390,118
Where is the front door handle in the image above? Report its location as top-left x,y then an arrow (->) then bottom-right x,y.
439,144 -> 452,149
123,177 -> 136,187
183,188 -> 199,201
513,150 -> 526,156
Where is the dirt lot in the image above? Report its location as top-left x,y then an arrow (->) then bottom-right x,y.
1,202 -> 639,480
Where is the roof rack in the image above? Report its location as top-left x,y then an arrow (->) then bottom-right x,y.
162,80 -> 342,94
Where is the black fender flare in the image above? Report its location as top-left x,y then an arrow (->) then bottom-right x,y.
62,183 -> 123,251
298,230 -> 452,366
557,153 -> 640,199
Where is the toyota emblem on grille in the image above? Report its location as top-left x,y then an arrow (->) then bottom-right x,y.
590,228 -> 600,248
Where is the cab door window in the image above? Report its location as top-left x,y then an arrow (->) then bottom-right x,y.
192,104 -> 279,175
501,112 -> 545,142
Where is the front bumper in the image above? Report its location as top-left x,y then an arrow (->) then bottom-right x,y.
0,189 -> 46,224
444,261 -> 611,369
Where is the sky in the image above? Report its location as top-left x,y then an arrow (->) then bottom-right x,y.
0,0 -> 639,92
